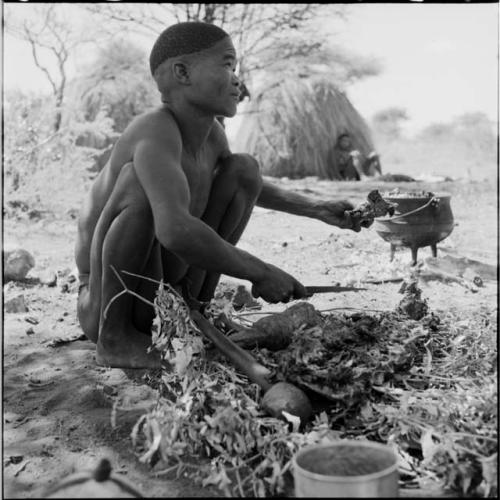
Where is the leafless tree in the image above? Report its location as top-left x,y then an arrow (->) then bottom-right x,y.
84,4 -> 355,89
5,4 -> 96,131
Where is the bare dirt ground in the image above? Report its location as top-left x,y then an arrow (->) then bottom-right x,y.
2,178 -> 497,498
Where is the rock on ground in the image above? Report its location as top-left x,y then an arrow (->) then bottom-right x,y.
3,248 -> 35,281
4,294 -> 28,313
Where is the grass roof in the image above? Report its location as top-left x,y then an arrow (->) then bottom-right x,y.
234,77 -> 376,179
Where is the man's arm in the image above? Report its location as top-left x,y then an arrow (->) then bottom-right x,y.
134,140 -> 264,282
256,180 -> 321,218
257,179 -> 358,230
132,117 -> 305,302
215,125 -> 350,226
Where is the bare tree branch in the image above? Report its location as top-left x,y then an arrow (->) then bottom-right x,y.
7,4 -> 97,131
82,3 -> 374,94
24,25 -> 58,96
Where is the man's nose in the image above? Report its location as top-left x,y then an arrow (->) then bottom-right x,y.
232,73 -> 241,87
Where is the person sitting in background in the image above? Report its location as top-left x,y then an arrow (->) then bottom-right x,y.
361,151 -> 382,177
334,133 -> 363,180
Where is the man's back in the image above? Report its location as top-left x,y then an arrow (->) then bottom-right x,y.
75,105 -> 227,278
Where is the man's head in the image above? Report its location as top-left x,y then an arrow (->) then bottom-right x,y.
150,22 -> 241,117
338,133 -> 352,150
150,22 -> 229,76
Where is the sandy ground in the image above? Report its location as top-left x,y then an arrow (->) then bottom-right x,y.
2,178 -> 498,498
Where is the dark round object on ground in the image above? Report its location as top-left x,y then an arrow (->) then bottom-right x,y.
261,381 -> 313,424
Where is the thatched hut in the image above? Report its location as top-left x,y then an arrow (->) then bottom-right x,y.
233,77 -> 379,179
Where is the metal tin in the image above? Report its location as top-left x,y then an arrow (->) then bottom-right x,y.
293,440 -> 399,498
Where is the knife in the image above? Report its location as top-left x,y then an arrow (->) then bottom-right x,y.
305,285 -> 367,296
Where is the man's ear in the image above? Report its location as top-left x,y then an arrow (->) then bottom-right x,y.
172,61 -> 190,85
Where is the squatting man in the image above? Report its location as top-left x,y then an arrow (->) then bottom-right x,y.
75,22 -> 372,369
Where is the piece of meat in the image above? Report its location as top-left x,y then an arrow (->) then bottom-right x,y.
227,302 -> 322,351
345,190 -> 398,226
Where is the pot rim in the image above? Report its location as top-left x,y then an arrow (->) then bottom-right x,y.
293,440 -> 399,483
382,191 -> 452,200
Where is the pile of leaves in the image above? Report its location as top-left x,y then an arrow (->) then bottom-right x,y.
131,281 -> 497,497
253,303 -> 497,496
253,309 -> 438,420
129,283 -> 340,496
132,358 -> 343,497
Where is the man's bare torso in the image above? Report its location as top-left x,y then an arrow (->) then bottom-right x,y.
75,106 -> 228,276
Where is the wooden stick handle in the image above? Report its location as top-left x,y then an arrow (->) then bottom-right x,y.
190,310 -> 273,391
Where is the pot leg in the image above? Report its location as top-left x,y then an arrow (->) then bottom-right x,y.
410,246 -> 419,266
431,243 -> 438,258
390,243 -> 396,262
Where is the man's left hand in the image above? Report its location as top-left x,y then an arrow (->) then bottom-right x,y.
317,201 -> 373,232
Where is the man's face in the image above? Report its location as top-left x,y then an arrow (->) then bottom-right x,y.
339,136 -> 352,150
188,37 -> 241,118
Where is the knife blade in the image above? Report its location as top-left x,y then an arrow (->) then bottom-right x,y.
305,285 -> 367,296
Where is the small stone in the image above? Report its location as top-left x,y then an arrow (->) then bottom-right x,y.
59,268 -> 79,293
5,294 -> 28,313
3,248 -> 35,281
473,276 -> 484,287
39,270 -> 57,287
27,209 -> 43,221
66,208 -> 79,220
25,316 -> 39,325
26,327 -> 35,335
102,384 -> 117,396
463,268 -> 484,287
57,268 -> 72,278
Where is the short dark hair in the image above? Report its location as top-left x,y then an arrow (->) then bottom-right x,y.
149,22 -> 229,75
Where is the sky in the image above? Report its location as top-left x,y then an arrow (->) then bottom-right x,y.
3,3 -> 499,138
333,3 -> 499,135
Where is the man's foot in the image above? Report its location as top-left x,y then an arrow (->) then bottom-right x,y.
96,332 -> 161,369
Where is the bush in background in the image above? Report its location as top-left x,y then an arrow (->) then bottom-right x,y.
3,90 -> 115,218
3,37 -> 160,220
371,110 -> 497,180
74,38 -> 157,134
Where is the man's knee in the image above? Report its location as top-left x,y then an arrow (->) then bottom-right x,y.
218,153 -> 263,196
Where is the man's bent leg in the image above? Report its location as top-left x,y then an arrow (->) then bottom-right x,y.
185,154 -> 263,302
88,164 -> 161,368
77,274 -> 97,342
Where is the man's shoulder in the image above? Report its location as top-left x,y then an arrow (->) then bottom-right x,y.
127,106 -> 181,140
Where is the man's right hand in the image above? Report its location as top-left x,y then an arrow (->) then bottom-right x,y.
251,264 -> 307,303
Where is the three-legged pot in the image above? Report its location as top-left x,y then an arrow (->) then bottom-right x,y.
374,192 -> 454,265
